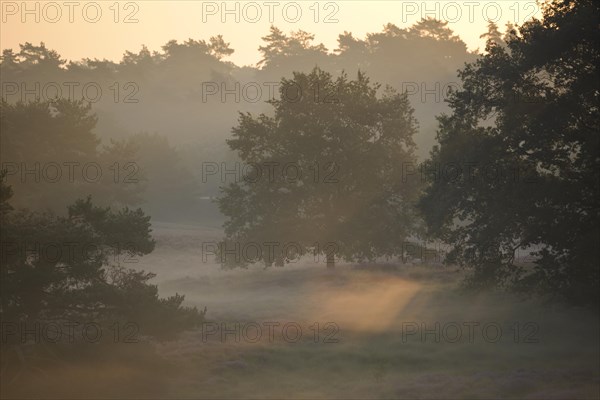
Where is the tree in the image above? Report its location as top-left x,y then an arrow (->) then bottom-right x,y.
218,68 -> 421,268
0,49 -> 19,74
418,0 -> 600,306
334,21 -> 476,159
0,99 -> 144,211
0,175 -> 204,340
125,132 -> 199,220
408,18 -> 460,42
16,42 -> 66,71
479,21 -> 505,49
208,35 -> 235,60
257,26 -> 330,79
257,26 -> 291,66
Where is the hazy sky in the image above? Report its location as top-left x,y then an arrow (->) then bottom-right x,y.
2,1 -> 543,66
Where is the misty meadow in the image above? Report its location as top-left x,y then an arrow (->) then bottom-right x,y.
0,1 -> 599,399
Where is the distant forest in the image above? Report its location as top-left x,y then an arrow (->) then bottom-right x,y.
1,18 -> 485,219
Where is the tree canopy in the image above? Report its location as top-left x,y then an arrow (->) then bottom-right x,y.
218,68 -> 421,267
0,173 -> 204,340
418,0 -> 600,306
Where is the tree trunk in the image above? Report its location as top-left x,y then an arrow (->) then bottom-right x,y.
326,252 -> 335,269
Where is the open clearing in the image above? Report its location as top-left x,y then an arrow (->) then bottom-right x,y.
3,223 -> 599,399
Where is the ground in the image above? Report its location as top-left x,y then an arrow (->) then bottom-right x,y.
2,222 -> 599,399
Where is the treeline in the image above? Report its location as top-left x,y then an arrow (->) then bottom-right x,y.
1,18 -> 482,220
1,0 -> 598,312
216,0 -> 599,307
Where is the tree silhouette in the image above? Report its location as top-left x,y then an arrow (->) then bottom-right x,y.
419,0 -> 600,306
479,21 -> 505,49
0,99 -> 144,211
218,68 -> 421,268
0,174 -> 204,340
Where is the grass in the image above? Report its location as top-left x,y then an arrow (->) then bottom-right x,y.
1,223 -> 598,399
